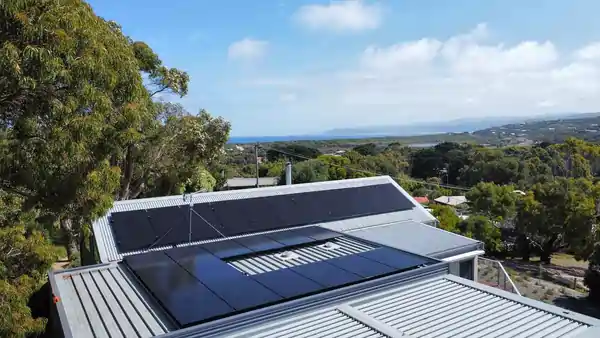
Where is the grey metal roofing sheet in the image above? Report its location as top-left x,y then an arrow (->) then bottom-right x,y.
50,263 -> 173,338
50,257 -> 600,338
228,237 -> 377,275
225,177 -> 279,187
228,308 -> 387,338
220,274 -> 600,338
345,220 -> 483,259
92,176 -> 436,262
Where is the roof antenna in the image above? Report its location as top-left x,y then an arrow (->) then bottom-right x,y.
183,192 -> 194,243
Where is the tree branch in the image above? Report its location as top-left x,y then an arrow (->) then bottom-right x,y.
150,85 -> 169,97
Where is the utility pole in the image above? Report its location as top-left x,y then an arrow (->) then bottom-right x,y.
255,142 -> 260,188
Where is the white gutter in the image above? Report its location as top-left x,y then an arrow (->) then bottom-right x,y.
442,250 -> 485,262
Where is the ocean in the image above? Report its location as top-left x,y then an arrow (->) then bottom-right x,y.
227,134 -> 397,144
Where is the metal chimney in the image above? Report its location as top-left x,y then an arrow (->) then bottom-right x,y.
285,161 -> 292,185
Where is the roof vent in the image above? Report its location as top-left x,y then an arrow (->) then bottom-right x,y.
275,251 -> 299,261
319,242 -> 341,250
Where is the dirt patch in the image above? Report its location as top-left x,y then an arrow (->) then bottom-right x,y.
51,258 -> 71,271
478,257 -> 600,319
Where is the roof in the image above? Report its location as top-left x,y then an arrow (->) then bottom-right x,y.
227,236 -> 377,275
343,220 -> 484,259
413,196 -> 429,204
49,263 -> 174,338
188,274 -> 600,338
50,253 -> 600,338
224,177 -> 279,188
92,176 -> 436,262
434,195 -> 468,206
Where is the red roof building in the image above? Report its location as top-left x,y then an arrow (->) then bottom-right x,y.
413,196 -> 429,204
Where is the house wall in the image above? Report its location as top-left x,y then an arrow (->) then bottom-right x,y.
448,257 -> 478,281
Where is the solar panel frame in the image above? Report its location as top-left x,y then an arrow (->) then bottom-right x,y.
124,251 -> 235,327
111,210 -> 156,252
290,261 -> 362,288
234,235 -> 285,252
200,239 -> 253,259
250,268 -> 324,298
124,232 -> 439,329
166,246 -> 283,311
111,183 -> 415,253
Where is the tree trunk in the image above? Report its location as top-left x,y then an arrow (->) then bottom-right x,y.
118,144 -> 135,200
60,218 -> 78,261
540,251 -> 552,264
517,235 -> 531,261
540,234 -> 558,265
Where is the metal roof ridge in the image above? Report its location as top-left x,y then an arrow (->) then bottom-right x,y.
112,176 -> 394,207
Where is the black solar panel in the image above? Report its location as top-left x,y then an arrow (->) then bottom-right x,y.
265,229 -> 314,246
200,239 -> 252,259
112,183 -> 414,253
234,235 -> 285,252
290,261 -> 362,287
251,268 -> 323,298
111,210 -> 156,252
124,251 -> 234,327
124,232 -> 437,329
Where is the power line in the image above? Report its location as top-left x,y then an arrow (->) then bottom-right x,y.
264,146 -> 471,192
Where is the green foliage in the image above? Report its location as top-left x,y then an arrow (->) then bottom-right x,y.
0,224 -> 60,337
585,243 -> 600,303
352,143 -> 378,156
282,159 -> 329,184
318,155 -> 350,180
0,276 -> 47,338
0,1 -> 229,335
459,215 -> 502,253
184,167 -> 216,193
515,178 -> 600,263
431,205 -> 460,233
395,174 -> 423,194
466,182 -> 518,221
117,108 -> 230,199
266,144 -> 322,162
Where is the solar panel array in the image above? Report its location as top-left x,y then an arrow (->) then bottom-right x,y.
111,183 -> 414,253
124,227 -> 436,328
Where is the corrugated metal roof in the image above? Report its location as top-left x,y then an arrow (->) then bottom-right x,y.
93,176 -> 436,262
50,263 -> 174,338
220,275 -> 600,338
227,308 -> 388,338
50,258 -> 600,338
224,177 -> 279,188
434,195 -> 467,206
345,221 -> 483,259
228,237 -> 376,275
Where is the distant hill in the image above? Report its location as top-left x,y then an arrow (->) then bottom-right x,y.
324,112 -> 600,137
474,113 -> 600,144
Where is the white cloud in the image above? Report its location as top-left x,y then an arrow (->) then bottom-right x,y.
228,38 -> 268,61
575,42 -> 600,61
236,24 -> 600,134
294,0 -> 382,32
362,39 -> 442,70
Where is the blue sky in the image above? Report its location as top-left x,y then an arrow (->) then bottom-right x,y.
87,0 -> 600,136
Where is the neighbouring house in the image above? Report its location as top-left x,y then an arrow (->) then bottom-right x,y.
413,196 -> 429,204
222,177 -> 279,190
433,195 -> 467,207
47,176 -> 600,337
